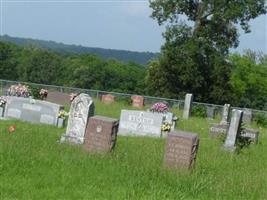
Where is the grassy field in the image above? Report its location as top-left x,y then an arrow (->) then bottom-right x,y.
0,100 -> 267,199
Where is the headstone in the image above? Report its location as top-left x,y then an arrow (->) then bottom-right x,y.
164,131 -> 199,170
101,94 -> 115,104
209,123 -> 229,138
131,95 -> 144,107
241,128 -> 259,144
183,93 -> 193,119
242,108 -> 253,124
46,91 -> 70,105
207,106 -> 215,119
163,112 -> 177,131
84,115 -> 119,153
118,110 -> 164,137
4,96 -> 63,126
220,104 -> 231,125
223,109 -> 243,150
0,106 -> 4,118
60,93 -> 94,144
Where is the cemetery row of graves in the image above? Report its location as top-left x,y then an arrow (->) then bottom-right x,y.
0,83 -> 263,167
0,83 -> 266,199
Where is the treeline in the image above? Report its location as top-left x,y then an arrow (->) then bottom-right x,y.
0,41 -> 267,110
0,35 -> 158,65
0,41 -> 146,94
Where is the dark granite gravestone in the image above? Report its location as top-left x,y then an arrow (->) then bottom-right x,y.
60,93 -> 94,144
4,96 -> 63,126
164,131 -> 199,170
84,115 -> 119,153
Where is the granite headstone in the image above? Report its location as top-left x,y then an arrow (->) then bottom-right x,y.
131,95 -> 144,107
164,131 -> 199,170
4,96 -> 63,126
118,110 -> 164,137
84,115 -> 119,153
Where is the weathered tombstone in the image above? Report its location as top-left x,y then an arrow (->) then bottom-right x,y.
209,123 -> 229,138
131,95 -> 144,107
46,91 -> 70,105
223,109 -> 243,151
118,110 -> 164,137
220,104 -> 231,125
101,94 -> 115,104
60,93 -> 94,144
183,93 -> 193,120
84,115 -> 119,153
207,106 -> 215,119
241,128 -> 259,144
164,131 -> 199,170
242,108 -> 253,124
4,96 -> 63,126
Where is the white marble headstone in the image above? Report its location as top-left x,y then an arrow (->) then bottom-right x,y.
220,104 -> 231,125
223,109 -> 243,151
183,93 -> 193,120
60,93 -> 94,144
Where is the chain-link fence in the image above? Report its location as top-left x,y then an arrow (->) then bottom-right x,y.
1,79 -> 266,119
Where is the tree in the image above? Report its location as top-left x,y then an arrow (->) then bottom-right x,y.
24,49 -> 63,84
147,0 -> 266,103
0,42 -> 18,80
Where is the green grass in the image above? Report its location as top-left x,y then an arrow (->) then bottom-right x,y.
0,100 -> 267,199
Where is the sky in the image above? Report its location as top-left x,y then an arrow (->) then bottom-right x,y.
0,0 -> 266,53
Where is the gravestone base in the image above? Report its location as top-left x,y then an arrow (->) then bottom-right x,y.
163,130 -> 199,170
209,123 -> 229,138
241,128 -> 259,144
60,134 -> 84,145
84,116 -> 119,153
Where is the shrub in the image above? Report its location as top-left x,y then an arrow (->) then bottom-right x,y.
192,104 -> 207,118
254,113 -> 267,127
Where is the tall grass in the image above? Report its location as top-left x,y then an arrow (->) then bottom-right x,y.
0,100 -> 266,199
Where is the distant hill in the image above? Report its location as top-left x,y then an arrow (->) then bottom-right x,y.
0,35 -> 159,64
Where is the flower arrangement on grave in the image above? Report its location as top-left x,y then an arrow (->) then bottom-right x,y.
69,93 -> 78,102
58,110 -> 69,120
8,83 -> 31,98
39,89 -> 48,100
0,96 -> 7,107
150,102 -> 169,113
161,122 -> 172,132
